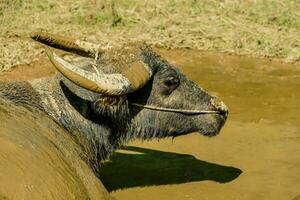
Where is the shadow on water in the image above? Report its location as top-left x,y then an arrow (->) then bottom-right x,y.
99,146 -> 242,192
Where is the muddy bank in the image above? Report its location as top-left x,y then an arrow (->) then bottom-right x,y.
2,1 -> 300,71
1,48 -> 299,82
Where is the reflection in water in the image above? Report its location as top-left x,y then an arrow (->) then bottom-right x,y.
100,146 -> 242,191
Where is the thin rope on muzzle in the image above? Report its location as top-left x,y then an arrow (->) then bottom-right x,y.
130,103 -> 221,115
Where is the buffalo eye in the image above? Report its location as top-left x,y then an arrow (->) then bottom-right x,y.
162,76 -> 180,94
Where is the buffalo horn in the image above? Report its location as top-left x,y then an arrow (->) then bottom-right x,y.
31,32 -> 102,57
44,47 -> 153,95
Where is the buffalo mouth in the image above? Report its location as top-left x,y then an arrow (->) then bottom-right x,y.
200,112 -> 228,137
170,112 -> 228,138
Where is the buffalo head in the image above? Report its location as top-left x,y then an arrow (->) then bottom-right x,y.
31,32 -> 228,143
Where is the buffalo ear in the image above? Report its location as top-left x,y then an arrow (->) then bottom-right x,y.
95,95 -> 127,108
91,95 -> 129,123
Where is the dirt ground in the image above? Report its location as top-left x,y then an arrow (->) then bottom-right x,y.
2,0 -> 300,71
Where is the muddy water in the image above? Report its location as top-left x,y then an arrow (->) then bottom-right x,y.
100,51 -> 300,200
1,50 -> 299,200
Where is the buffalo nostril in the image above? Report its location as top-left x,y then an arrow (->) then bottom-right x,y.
210,97 -> 228,114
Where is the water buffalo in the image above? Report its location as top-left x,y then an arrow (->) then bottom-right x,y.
0,32 -> 228,199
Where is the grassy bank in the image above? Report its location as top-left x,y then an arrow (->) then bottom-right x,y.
1,0 -> 300,71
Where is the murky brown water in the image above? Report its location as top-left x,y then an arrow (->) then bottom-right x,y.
101,51 -> 300,200
1,50 -> 300,200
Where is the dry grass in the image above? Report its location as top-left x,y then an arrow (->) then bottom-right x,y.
1,0 -> 300,71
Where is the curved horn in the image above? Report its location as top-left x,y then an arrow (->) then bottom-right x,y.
45,47 -> 153,95
31,32 -> 102,57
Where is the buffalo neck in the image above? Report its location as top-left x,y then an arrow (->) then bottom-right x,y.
29,76 -> 124,171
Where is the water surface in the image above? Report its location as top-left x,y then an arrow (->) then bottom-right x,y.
102,50 -> 300,200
